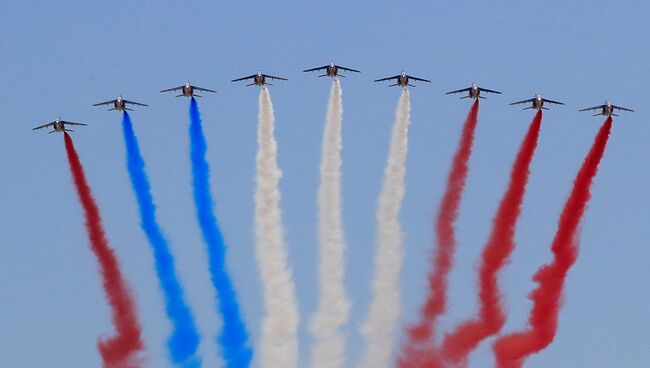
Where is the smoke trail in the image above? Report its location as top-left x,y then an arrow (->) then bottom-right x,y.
189,99 -> 252,367
493,117 -> 612,368
255,87 -> 299,368
435,111 -> 543,366
309,80 -> 351,368
63,133 -> 144,368
398,100 -> 480,368
121,112 -> 201,367
359,89 -> 411,368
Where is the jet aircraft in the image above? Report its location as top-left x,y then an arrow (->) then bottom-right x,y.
160,82 -> 216,98
92,96 -> 148,111
446,83 -> 502,99
231,71 -> 288,86
510,94 -> 565,110
579,101 -> 634,117
303,61 -> 361,78
374,71 -> 431,88
32,117 -> 87,134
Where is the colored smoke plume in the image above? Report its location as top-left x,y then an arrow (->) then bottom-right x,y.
189,99 -> 252,367
121,112 -> 201,367
399,100 -> 480,368
438,111 -> 543,366
360,89 -> 411,368
64,132 -> 144,367
493,117 -> 612,368
254,88 -> 299,368
309,79 -> 351,368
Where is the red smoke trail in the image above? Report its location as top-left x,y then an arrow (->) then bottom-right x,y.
64,133 -> 144,367
492,117 -> 612,368
398,100 -> 479,368
437,111 -> 543,366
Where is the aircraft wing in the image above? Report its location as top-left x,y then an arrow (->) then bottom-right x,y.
92,99 -> 116,106
446,87 -> 471,95
408,75 -> 431,83
160,86 -> 183,93
579,105 -> 604,112
193,86 -> 217,93
613,105 -> 634,112
544,98 -> 565,105
124,99 -> 148,107
303,65 -> 327,73
338,65 -> 361,73
480,87 -> 502,94
509,98 -> 535,105
374,75 -> 400,82
264,74 -> 288,81
231,74 -> 257,82
32,122 -> 55,130
62,121 -> 87,126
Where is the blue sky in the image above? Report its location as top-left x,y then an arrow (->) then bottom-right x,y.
1,1 -> 648,367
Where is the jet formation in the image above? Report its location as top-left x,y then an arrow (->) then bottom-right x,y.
33,60 -> 634,133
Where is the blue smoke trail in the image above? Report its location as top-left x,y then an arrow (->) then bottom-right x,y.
121,112 -> 201,367
188,98 -> 253,367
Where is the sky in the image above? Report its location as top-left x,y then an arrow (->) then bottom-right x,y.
1,1 -> 649,367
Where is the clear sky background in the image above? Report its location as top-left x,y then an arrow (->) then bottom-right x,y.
1,1 -> 649,367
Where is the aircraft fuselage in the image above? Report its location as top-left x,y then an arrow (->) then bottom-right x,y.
114,99 -> 126,111
254,75 -> 266,86
182,85 -> 194,97
469,87 -> 480,99
326,66 -> 338,77
602,104 -> 614,116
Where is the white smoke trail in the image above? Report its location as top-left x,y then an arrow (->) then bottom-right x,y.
309,80 -> 351,368
255,87 -> 299,368
359,89 -> 411,368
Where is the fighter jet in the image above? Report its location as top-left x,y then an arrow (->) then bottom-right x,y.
231,70 -> 288,87
92,96 -> 148,111
32,117 -> 87,134
374,71 -> 431,88
446,83 -> 502,100
160,82 -> 216,98
510,94 -> 565,110
303,61 -> 361,78
579,101 -> 634,117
